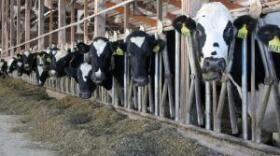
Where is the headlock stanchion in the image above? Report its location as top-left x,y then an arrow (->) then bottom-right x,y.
4,0 -> 280,153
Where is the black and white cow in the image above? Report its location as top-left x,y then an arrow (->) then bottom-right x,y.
21,50 -> 38,75
88,37 -> 114,90
125,31 -> 165,87
7,54 -> 24,75
35,51 -> 52,86
0,59 -> 8,76
173,2 -> 280,139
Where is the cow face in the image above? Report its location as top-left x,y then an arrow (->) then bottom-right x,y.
173,2 -> 234,81
46,46 -> 68,77
258,17 -> 280,53
126,31 -> 165,86
36,52 -> 51,86
22,50 -> 37,74
8,57 -> 17,73
77,62 -> 95,99
15,54 -> 25,76
89,37 -> 113,84
0,59 -> 7,75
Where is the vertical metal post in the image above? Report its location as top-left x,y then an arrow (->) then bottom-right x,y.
242,38 -> 248,140
25,0 -> 31,50
175,31 -> 180,121
205,82 -> 211,130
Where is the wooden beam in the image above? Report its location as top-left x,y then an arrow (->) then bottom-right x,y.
58,0 -> 66,47
94,0 -> 106,37
1,0 -> 5,56
105,1 -> 157,27
70,1 -> 75,46
38,0 -> 45,50
10,0 -> 15,56
25,0 -> 31,50
49,0 -> 53,45
17,0 -> 21,54
84,0 -> 89,43
4,0 -> 9,56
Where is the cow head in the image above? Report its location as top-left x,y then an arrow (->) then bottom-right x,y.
111,40 -> 126,87
36,51 -> 51,86
173,2 -> 234,81
77,62 -> 95,99
89,37 -> 113,86
126,31 -> 165,86
257,12 -> 280,53
46,46 -> 68,77
0,59 -> 7,75
22,50 -> 37,74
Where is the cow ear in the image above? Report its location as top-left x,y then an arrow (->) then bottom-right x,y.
152,39 -> 165,53
234,15 -> 257,39
172,15 -> 196,36
258,25 -> 280,53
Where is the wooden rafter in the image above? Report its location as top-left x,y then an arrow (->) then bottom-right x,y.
105,1 -> 157,27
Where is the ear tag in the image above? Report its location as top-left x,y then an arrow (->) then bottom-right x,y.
113,47 -> 124,56
153,44 -> 161,53
269,36 -> 280,53
237,24 -> 248,39
46,58 -> 52,63
181,23 -> 190,36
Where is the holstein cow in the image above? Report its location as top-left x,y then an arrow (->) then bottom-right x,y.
21,50 -> 38,75
0,59 -> 8,76
173,2 -> 280,141
7,54 -> 24,75
125,31 -> 165,87
88,37 -> 114,90
36,51 -> 52,86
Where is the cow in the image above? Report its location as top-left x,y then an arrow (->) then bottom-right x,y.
35,51 -> 52,86
21,50 -> 38,75
0,59 -> 8,77
88,37 -> 114,90
7,54 -> 24,75
173,2 -> 280,142
125,31 -> 165,87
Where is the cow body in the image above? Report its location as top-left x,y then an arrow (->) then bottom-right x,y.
0,59 -> 8,76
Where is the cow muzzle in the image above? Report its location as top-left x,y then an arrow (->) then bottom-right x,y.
48,70 -> 57,77
202,57 -> 226,81
91,71 -> 105,84
133,76 -> 149,87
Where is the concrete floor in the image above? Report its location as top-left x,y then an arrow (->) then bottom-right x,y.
0,115 -> 55,156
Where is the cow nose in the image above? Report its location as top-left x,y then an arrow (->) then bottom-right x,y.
133,77 -> 148,87
202,57 -> 226,72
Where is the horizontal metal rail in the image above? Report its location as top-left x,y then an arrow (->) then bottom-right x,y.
2,0 -> 136,53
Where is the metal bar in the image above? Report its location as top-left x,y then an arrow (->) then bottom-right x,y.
205,82 -> 211,130
227,82 -> 238,134
212,81 -> 217,127
3,0 -> 136,52
251,32 -> 257,142
175,31 -> 180,121
241,38 -> 248,140
214,81 -> 227,132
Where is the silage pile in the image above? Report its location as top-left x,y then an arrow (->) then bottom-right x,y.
0,78 -> 220,156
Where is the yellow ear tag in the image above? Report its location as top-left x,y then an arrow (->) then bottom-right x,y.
237,24 -> 248,39
46,58 -> 52,63
269,36 -> 280,53
113,47 -> 124,56
181,23 -> 190,36
153,44 -> 161,53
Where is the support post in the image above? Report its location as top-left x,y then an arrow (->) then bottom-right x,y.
25,0 -> 31,50
94,0 -> 105,37
70,1 -> 75,46
58,0 -> 66,47
10,0 -> 15,56
16,0 -> 21,54
84,0 -> 89,43
38,0 -> 45,50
